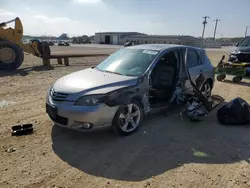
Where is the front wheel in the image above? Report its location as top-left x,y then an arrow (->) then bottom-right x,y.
217,74 -> 226,81
112,101 -> 143,136
0,41 -> 24,70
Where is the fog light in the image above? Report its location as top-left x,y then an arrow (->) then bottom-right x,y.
82,123 -> 92,129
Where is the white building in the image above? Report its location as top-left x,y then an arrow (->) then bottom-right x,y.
124,35 -> 201,47
95,32 -> 201,47
94,32 -> 145,45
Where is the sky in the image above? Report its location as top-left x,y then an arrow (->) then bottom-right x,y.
1,0 -> 250,38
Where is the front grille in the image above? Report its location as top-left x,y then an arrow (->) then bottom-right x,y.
237,53 -> 250,62
51,90 -> 69,102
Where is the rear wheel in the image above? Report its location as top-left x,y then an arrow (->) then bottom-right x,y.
232,76 -> 242,83
112,100 -> 143,136
201,80 -> 212,98
0,41 -> 24,70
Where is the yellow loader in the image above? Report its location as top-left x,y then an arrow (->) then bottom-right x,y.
0,17 -> 51,70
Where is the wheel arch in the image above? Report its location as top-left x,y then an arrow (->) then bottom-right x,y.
111,95 -> 144,136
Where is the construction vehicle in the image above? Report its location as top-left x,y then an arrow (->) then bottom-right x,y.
0,17 -> 51,70
0,17 -> 109,70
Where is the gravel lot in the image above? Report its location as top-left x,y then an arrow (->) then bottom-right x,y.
1,45 -> 250,188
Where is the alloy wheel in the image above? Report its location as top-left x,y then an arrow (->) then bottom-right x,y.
202,83 -> 211,98
119,104 -> 141,132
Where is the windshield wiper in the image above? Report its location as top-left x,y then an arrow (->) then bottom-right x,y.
101,70 -> 124,76
96,68 -> 135,76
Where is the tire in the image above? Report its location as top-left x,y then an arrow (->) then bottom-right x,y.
0,41 -> 24,70
201,80 -> 212,98
232,76 -> 242,83
217,74 -> 226,81
112,100 -> 144,136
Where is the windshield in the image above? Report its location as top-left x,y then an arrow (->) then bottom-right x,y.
239,37 -> 250,47
96,48 -> 158,76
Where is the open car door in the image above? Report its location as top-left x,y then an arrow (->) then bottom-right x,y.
183,48 -> 224,120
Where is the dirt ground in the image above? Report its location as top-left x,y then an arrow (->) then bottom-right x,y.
1,46 -> 250,188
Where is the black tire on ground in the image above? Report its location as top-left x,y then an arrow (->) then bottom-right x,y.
232,76 -> 242,83
0,41 -> 24,70
112,100 -> 144,136
217,74 -> 226,81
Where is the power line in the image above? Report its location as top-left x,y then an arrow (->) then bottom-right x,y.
213,18 -> 220,42
201,16 -> 210,43
245,26 -> 249,37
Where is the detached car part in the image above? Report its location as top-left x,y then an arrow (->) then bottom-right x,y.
11,124 -> 33,136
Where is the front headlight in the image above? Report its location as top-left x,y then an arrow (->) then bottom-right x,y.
49,87 -> 54,95
46,86 -> 53,99
231,50 -> 240,54
75,95 -> 108,106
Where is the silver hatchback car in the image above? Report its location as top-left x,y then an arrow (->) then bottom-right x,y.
46,44 -> 215,135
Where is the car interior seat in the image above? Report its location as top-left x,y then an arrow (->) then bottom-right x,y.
153,64 -> 175,89
150,53 -> 177,101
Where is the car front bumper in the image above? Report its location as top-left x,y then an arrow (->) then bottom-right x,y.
46,96 -> 119,130
229,53 -> 250,62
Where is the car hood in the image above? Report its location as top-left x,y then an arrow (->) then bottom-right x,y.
52,68 -> 138,95
236,46 -> 250,53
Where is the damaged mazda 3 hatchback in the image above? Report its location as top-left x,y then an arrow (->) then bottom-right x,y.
46,44 -> 215,135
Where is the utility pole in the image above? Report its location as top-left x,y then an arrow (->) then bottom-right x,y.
245,26 -> 249,37
201,16 -> 210,44
213,18 -> 220,42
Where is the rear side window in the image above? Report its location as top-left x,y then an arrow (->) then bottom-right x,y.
187,49 -> 202,68
197,50 -> 205,64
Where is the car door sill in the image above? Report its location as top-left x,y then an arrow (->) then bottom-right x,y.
148,104 -> 170,115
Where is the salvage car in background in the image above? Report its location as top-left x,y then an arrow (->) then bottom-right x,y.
58,41 -> 70,46
229,36 -> 250,63
48,41 -> 54,46
124,41 -> 134,47
46,44 -> 215,136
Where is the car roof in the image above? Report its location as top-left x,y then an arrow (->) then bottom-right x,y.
126,44 -> 203,52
